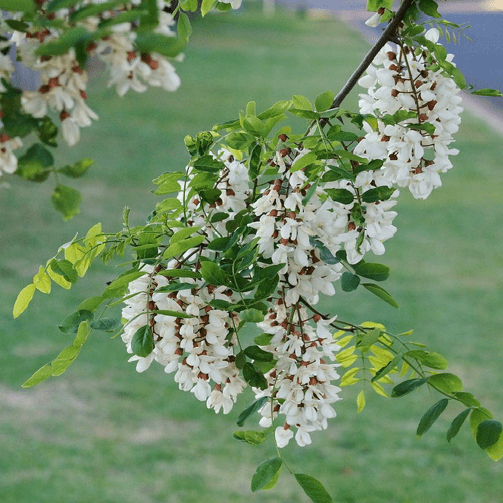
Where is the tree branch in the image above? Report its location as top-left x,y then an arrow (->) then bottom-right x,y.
330,0 -> 416,110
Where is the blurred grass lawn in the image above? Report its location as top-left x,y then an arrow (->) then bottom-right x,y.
1,4 -> 503,503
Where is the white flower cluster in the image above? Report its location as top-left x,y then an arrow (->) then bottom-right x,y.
121,154 -> 250,414
355,29 -> 463,199
122,264 -> 246,414
4,0 -> 224,147
0,50 -> 22,175
254,302 -> 341,448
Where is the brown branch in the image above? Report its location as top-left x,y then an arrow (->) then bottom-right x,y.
330,0 -> 416,111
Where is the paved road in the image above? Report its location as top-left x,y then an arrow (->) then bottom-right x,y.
277,1 -> 503,114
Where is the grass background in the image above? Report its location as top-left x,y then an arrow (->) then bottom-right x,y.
1,3 -> 503,502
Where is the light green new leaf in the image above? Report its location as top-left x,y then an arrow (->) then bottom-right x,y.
13,284 -> 36,318
294,473 -> 334,503
47,263 -> 72,290
471,88 -> 503,97
33,266 -> 51,294
251,458 -> 283,492
292,94 -> 313,110
366,0 -> 393,12
357,390 -> 366,413
163,235 -> 206,259
315,90 -> 335,112
201,0 -> 217,16
232,430 -> 268,445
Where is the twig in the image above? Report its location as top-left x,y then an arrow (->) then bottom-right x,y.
330,0 -> 416,111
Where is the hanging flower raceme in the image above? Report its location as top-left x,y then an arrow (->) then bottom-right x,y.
355,29 -> 463,200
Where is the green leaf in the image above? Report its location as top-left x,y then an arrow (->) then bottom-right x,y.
226,132 -> 253,150
21,364 -> 54,388
13,283 -> 36,318
89,318 -> 122,332
155,282 -> 195,293
362,186 -> 396,204
233,430 -> 268,445
418,0 -> 441,18
103,271 -> 146,299
49,259 -> 78,284
131,325 -> 154,358
452,391 -> 480,408
341,272 -> 360,292
362,283 -> 399,308
236,396 -> 268,427
254,333 -> 274,346
292,95 -> 313,110
254,275 -> 279,301
201,0 -> 217,16
372,354 -> 402,382
180,0 -> 198,11
193,155 -> 224,173
471,88 -> 503,97
0,0 -> 36,11
290,151 -> 318,173
476,420 -> 502,449
294,473 -> 334,503
244,346 -> 274,362
327,127 -> 359,142
417,398 -> 449,437
428,373 -> 462,394
315,91 -> 335,112
391,378 -> 428,398
357,327 -> 382,348
251,458 -> 283,492
158,269 -> 202,279
177,11 -> 192,43
353,262 -> 389,281
46,0 -> 79,11
309,238 -> 340,265
240,308 -> 265,323
405,350 -> 448,370
134,32 -> 186,57
77,296 -> 105,312
366,0 -> 393,11
170,226 -> 202,245
58,158 -> 94,178
58,310 -> 94,334
470,407 -> 493,439
243,362 -> 268,389
325,188 -> 354,205
200,261 -> 227,286
33,266 -> 51,294
16,143 -> 54,182
52,184 -> 82,221
163,235 -> 206,259
447,408 -> 471,442
149,310 -> 190,319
